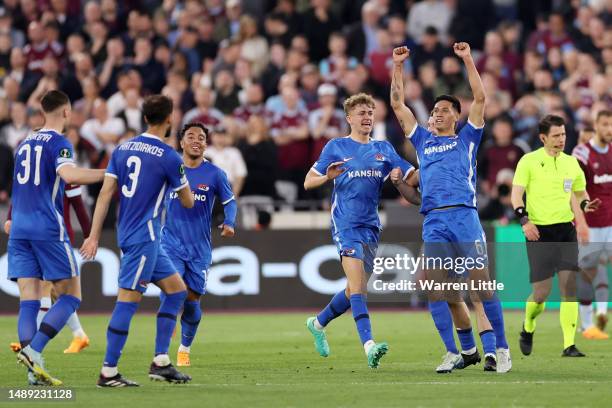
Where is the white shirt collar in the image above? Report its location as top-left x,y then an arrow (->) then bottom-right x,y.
141,132 -> 162,141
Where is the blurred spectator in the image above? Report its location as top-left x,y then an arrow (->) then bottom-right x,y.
449,0 -> 495,50
265,73 -> 307,115
261,42 -> 286,98
479,168 -> 515,223
476,30 -> 521,96
368,29 -> 393,89
233,82 -> 265,137
346,1 -> 381,63
183,86 -> 225,129
80,99 -> 125,155
0,102 -> 29,150
527,11 -> 574,55
238,115 -> 278,198
318,32 -> 358,85
479,114 -> 528,194
98,37 -> 128,98
0,7 -> 26,48
107,69 -> 142,117
214,69 -> 240,114
299,64 -> 321,109
116,88 -> 145,134
404,79 -> 430,126
387,15 -> 415,49
411,26 -> 447,74
74,76 -> 101,120
407,0 -> 454,44
132,37 -> 166,94
269,86 -> 309,198
23,21 -> 62,74
237,14 -> 269,78
205,125 -> 247,197
433,56 -> 470,98
308,83 -> 347,163
301,0 -> 341,62
371,97 -> 404,151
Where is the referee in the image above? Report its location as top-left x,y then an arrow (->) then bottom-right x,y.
511,115 -> 601,358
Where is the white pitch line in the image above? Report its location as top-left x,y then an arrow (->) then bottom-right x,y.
174,380 -> 612,387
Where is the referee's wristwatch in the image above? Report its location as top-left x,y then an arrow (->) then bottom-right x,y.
514,207 -> 530,225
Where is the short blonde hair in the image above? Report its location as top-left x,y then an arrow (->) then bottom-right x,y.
343,92 -> 375,115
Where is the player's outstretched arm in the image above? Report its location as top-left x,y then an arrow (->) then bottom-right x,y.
304,161 -> 346,190
176,184 -> 195,208
80,175 -> 117,259
390,47 -> 418,137
58,165 -> 105,185
453,42 -> 486,128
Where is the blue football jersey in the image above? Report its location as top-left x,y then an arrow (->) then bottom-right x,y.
10,129 -> 75,241
106,133 -> 188,247
312,137 -> 414,234
407,121 -> 484,214
161,160 -> 235,263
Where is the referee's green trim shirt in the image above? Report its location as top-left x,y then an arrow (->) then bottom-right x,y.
513,147 -> 586,225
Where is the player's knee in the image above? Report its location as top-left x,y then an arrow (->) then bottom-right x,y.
186,290 -> 201,302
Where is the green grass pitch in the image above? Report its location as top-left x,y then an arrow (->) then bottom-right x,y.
1,311 -> 610,407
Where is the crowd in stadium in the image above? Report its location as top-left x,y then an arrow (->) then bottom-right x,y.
0,0 -> 610,225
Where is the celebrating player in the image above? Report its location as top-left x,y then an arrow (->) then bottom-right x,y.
304,92 -> 420,368
390,44 -> 511,373
80,95 -> 195,387
9,90 -> 105,386
512,114 -> 600,357
572,110 -> 612,339
161,123 -> 237,367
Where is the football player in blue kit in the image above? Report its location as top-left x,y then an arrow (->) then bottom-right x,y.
9,90 -> 105,385
160,122 -> 237,367
80,95 -> 195,387
390,43 -> 511,373
304,93 -> 421,368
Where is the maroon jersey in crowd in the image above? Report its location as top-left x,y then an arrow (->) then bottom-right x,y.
269,108 -> 310,171
24,41 -> 63,73
233,104 -> 265,124
573,141 -> 612,227
483,144 -> 525,186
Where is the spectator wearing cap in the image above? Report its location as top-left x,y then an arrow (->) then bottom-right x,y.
238,115 -> 278,199
299,64 -> 321,110
269,86 -> 310,197
407,0 -> 454,44
237,14 -> 269,78
346,1 -> 381,63
411,26 -> 448,74
301,0 -> 342,63
308,83 -> 347,163
319,32 -> 359,85
183,86 -> 225,130
205,125 -> 248,197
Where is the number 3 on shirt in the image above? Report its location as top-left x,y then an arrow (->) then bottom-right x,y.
122,155 -> 141,197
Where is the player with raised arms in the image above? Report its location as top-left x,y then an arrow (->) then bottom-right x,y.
80,95 -> 195,387
304,93 -> 420,368
390,44 -> 511,373
161,123 -> 237,367
9,90 -> 105,385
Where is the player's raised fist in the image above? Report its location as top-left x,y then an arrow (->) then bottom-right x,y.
326,161 -> 348,180
392,46 -> 410,64
453,42 -> 471,59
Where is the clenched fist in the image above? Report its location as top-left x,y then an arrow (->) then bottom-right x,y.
392,46 -> 410,64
